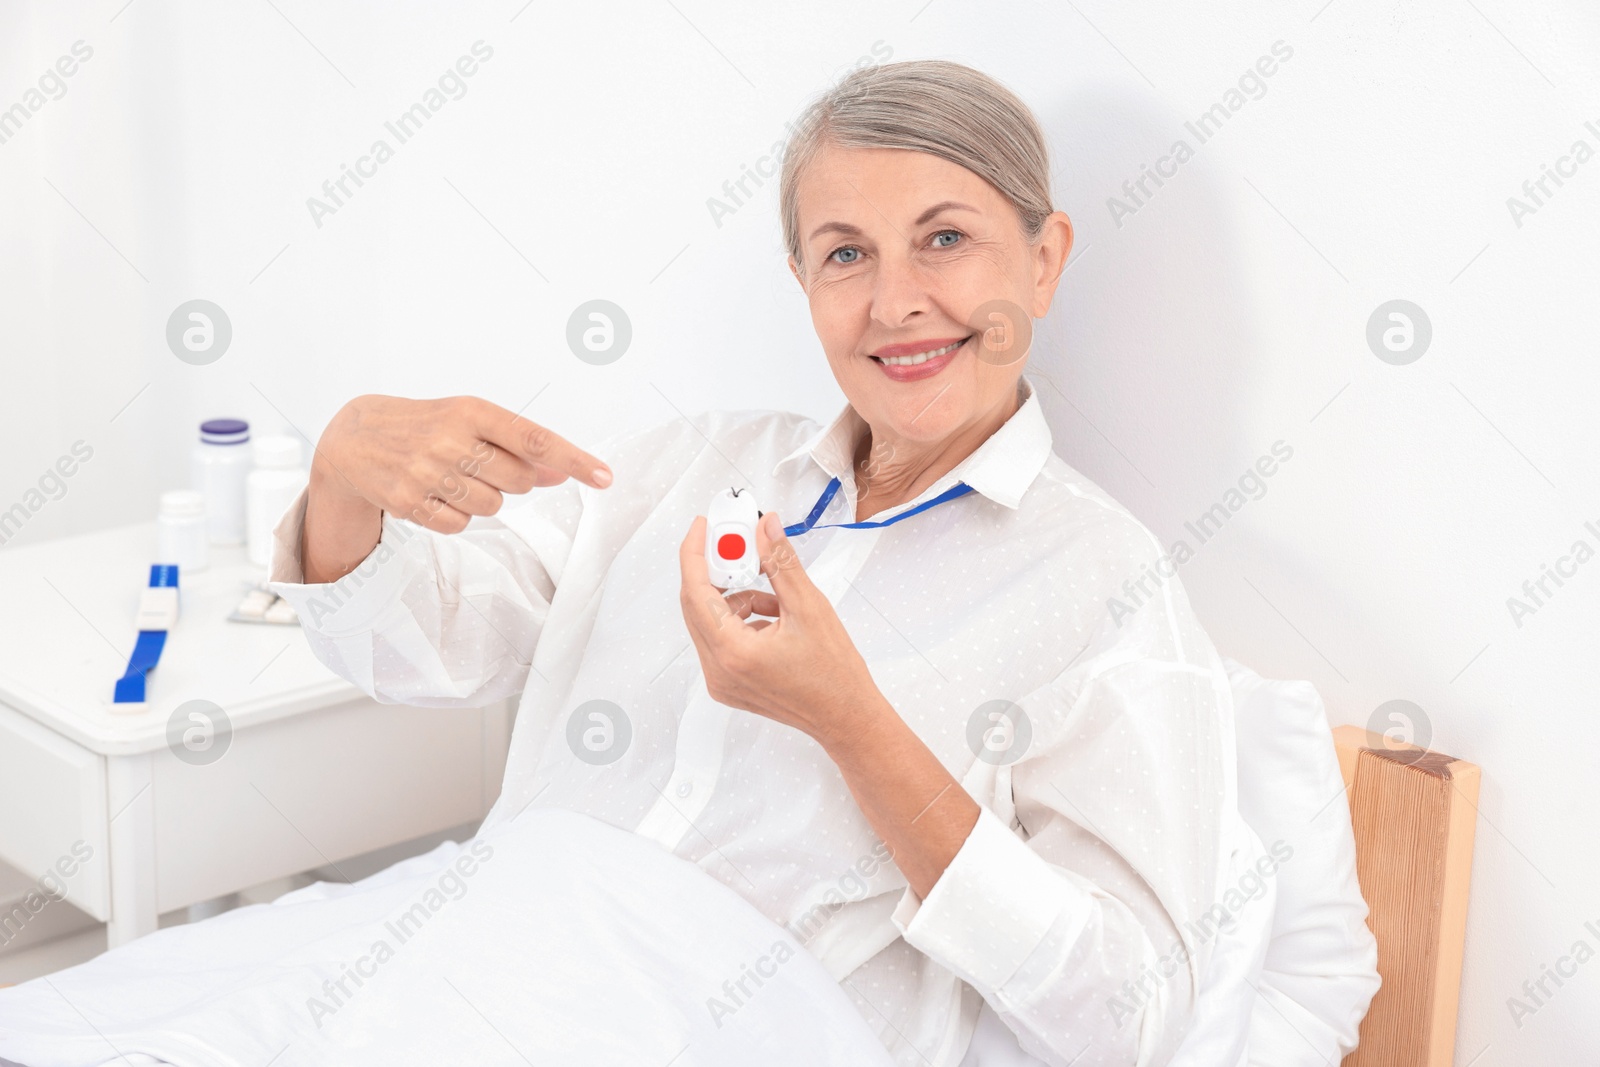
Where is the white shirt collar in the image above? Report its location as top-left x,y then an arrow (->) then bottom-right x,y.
770,374 -> 1053,510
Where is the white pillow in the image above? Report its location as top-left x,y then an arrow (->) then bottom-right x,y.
1224,657 -> 1380,1065
959,658 -> 1379,1066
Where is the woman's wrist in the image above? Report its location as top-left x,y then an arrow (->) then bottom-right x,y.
303,461 -> 384,584
816,684 -> 901,766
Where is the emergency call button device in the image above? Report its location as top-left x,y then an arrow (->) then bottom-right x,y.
706,487 -> 761,591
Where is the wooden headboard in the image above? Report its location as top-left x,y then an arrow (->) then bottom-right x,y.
1332,724 -> 1480,1067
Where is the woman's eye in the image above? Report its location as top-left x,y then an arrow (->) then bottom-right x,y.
830,246 -> 861,265
932,230 -> 961,248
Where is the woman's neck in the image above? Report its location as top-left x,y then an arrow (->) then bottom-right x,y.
852,386 -> 1022,522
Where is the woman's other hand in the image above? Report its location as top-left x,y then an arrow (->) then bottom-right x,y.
677,511 -> 883,751
303,395 -> 612,583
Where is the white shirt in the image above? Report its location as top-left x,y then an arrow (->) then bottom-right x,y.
267,376 -> 1245,1067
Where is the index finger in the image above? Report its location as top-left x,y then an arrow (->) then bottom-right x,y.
679,514 -> 712,589
463,396 -> 613,489
678,516 -> 750,640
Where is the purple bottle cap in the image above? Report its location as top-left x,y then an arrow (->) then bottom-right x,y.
199,418 -> 250,445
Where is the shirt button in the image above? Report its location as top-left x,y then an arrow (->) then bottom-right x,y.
676,781 -> 693,798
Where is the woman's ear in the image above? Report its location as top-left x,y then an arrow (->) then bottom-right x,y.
787,254 -> 807,293
1030,211 -> 1074,318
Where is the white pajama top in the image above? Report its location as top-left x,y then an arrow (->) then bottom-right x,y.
266,375 -> 1243,1067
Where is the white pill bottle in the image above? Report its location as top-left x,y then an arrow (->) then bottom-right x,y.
156,489 -> 209,575
191,419 -> 251,545
246,435 -> 308,568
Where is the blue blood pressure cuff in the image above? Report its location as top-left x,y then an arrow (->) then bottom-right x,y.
114,564 -> 179,704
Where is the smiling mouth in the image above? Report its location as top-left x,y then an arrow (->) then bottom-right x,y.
870,335 -> 972,366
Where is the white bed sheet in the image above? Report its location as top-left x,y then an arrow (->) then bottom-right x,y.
0,808 -> 896,1067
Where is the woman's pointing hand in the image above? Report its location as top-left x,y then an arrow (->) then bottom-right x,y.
303,394 -> 612,583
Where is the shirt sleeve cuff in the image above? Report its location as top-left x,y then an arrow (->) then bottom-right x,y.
891,803 -> 1094,999
266,485 -> 313,584
264,487 -> 414,637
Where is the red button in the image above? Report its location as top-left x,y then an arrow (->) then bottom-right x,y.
717,533 -> 746,560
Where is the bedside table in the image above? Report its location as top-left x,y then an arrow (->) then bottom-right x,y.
0,521 -> 513,948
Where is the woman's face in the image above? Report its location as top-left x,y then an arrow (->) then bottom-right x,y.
789,142 -> 1072,452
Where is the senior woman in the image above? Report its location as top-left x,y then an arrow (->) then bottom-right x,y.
277,61 -> 1243,1066
268,60 -> 1261,1067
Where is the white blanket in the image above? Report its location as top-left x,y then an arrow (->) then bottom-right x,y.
0,808 -> 896,1067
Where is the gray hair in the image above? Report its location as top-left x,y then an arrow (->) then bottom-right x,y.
779,59 -> 1054,276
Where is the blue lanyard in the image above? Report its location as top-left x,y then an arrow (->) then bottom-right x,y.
782,477 -> 975,537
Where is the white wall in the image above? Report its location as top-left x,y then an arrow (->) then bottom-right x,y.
3,0 -> 1597,1059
